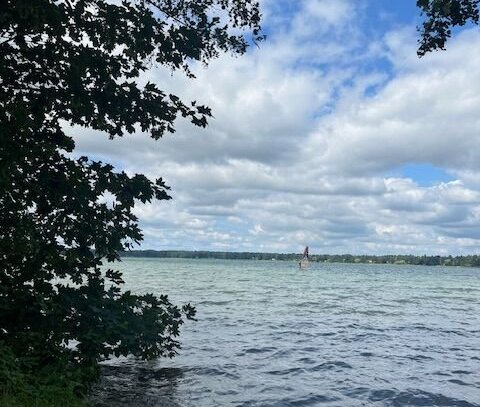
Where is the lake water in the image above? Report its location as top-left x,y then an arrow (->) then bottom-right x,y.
91,258 -> 480,407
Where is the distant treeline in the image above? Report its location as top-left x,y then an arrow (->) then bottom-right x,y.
120,250 -> 480,267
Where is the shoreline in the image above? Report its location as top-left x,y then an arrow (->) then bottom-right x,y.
119,250 -> 480,268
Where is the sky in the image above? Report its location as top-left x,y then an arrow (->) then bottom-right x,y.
71,0 -> 480,255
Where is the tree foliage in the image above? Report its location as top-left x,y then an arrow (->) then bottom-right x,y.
417,0 -> 480,56
0,0 -> 262,395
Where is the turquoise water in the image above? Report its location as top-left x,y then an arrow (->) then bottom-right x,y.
92,258 -> 480,406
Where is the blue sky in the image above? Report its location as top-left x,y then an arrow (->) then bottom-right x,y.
72,0 -> 480,255
396,164 -> 455,187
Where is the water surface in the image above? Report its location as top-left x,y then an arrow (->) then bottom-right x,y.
92,259 -> 480,406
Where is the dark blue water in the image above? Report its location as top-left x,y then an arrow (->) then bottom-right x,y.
91,259 -> 480,406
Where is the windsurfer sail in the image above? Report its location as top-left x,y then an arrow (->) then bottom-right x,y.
299,246 -> 309,269
303,246 -> 309,259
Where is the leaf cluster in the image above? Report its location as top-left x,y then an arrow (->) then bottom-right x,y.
417,0 -> 480,56
0,341 -> 90,406
0,0 -> 262,139
0,0 -> 261,395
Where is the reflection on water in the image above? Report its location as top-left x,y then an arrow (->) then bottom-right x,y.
90,259 -> 480,407
92,363 -> 183,407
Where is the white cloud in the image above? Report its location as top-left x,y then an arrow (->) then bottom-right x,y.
69,1 -> 480,254
314,29 -> 480,174
250,224 -> 265,235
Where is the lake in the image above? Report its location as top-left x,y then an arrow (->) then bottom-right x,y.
91,258 -> 480,407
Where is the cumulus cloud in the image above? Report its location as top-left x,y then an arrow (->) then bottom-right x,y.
314,29 -> 480,174
69,1 -> 480,254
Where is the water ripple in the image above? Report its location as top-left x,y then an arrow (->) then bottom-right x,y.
91,259 -> 480,407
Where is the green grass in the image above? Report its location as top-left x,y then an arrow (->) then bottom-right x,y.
0,389 -> 90,407
0,370 -> 91,407
0,343 -> 91,407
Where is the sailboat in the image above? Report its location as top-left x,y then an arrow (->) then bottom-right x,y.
299,246 -> 309,269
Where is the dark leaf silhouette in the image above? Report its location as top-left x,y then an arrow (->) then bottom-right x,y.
418,0 -> 480,56
0,0 -> 262,396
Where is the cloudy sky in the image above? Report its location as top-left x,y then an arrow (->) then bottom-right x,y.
71,0 -> 480,255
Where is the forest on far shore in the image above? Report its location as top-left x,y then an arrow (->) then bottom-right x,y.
121,250 -> 480,267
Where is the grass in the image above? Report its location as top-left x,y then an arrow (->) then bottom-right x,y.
0,389 -> 90,407
0,370 -> 91,407
0,343 -> 92,407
